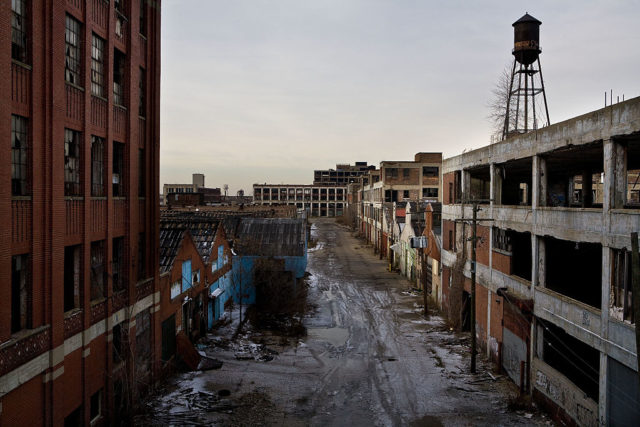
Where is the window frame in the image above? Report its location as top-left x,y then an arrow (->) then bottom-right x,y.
64,129 -> 82,196
91,136 -> 105,196
90,34 -> 106,97
11,0 -> 28,63
11,115 -> 29,196
11,253 -> 31,334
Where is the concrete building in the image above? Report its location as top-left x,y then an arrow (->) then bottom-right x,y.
253,184 -> 347,217
440,97 -> 640,426
313,161 -> 373,185
1,0 -> 161,424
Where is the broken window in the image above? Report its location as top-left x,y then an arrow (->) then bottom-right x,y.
611,249 -> 634,323
65,15 -> 81,85
11,254 -> 31,333
135,308 -> 151,377
492,228 -> 531,280
113,323 -> 123,363
91,34 -> 105,97
112,141 -> 124,196
113,49 -> 125,105
423,166 -> 439,177
112,237 -> 126,292
90,389 -> 102,422
64,245 -> 81,312
139,67 -> 146,117
468,166 -> 490,203
538,319 -> 600,402
90,240 -> 105,300
137,232 -> 146,280
64,129 -> 82,196
11,0 -> 28,63
114,0 -> 126,37
423,188 -> 438,198
11,115 -> 29,196
182,259 -> 192,291
192,269 -> 200,284
91,136 -> 105,196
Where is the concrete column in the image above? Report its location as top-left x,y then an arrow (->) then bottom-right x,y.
532,155 -> 546,208
598,246 -> 612,425
582,168 -> 593,208
536,236 -> 545,288
491,164 -> 502,205
614,141 -> 628,209
604,138 -> 627,210
462,170 -> 471,201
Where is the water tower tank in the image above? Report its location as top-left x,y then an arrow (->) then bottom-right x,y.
512,13 -> 541,65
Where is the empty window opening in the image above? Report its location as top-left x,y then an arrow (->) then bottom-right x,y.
545,237 -> 601,309
625,141 -> 640,208
493,228 -> 532,281
611,249 -> 634,324
11,254 -> 31,333
64,245 -> 81,312
423,187 -> 438,199
538,319 -> 600,402
498,157 -> 532,206
90,389 -> 102,423
403,168 -> 411,178
467,166 -> 490,203
11,115 -> 29,196
113,323 -> 123,363
544,142 -> 603,208
386,168 -> 398,179
90,240 -> 105,300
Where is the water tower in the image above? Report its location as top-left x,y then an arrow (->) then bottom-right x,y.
502,13 -> 550,140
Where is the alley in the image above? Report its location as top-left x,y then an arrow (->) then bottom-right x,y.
140,218 -> 546,426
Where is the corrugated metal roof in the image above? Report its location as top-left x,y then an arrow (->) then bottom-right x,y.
235,218 -> 305,257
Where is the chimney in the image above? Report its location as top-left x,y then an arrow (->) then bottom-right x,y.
425,203 -> 433,234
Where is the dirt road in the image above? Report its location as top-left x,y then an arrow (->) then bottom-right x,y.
139,218 -> 547,426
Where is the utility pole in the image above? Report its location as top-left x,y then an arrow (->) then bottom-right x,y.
455,199 -> 493,374
631,232 -> 640,374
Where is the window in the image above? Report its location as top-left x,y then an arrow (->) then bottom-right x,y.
90,389 -> 102,422
114,0 -> 126,37
91,136 -> 104,196
137,232 -> 146,280
11,254 -> 31,333
112,237 -> 125,291
64,129 -> 82,196
113,49 -> 125,105
90,34 -> 105,97
182,259 -> 192,291
138,68 -> 146,117
11,0 -> 28,63
170,281 -> 180,299
192,269 -> 200,284
135,309 -> 151,375
64,15 -> 81,85
403,168 -> 410,178
403,190 -> 409,199
138,149 -> 145,196
493,228 -> 512,253
386,168 -> 398,178
90,240 -> 105,300
64,245 -> 81,312
11,115 -> 29,196
423,166 -> 439,177
139,0 -> 147,36
422,188 -> 438,198
113,323 -> 123,363
112,142 -> 124,196
217,245 -> 224,269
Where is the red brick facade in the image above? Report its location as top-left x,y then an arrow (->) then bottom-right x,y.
1,0 -> 161,425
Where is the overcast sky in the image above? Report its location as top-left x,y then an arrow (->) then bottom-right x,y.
160,0 -> 640,194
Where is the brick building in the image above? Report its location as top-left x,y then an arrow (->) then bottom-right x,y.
1,0 -> 161,425
440,98 -> 640,425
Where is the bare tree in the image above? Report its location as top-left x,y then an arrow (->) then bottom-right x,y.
223,184 -> 229,198
487,63 -> 516,143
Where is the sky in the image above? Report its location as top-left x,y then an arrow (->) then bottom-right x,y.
160,0 -> 640,194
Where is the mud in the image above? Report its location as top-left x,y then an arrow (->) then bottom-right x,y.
137,218 -> 550,426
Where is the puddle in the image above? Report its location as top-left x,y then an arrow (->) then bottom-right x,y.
307,327 -> 349,347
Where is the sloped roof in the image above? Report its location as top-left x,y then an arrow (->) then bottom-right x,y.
159,227 -> 186,274
235,218 -> 305,257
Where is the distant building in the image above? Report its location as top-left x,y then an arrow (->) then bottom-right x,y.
313,161 -> 374,185
163,174 -> 222,206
